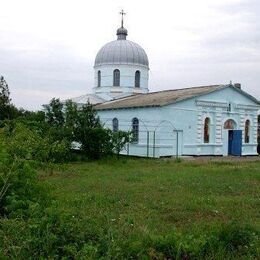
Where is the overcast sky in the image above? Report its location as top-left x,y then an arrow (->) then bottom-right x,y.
0,0 -> 259,110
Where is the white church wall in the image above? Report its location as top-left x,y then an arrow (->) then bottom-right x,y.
94,64 -> 149,97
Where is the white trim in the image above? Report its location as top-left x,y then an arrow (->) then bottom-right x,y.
235,104 -> 260,110
184,144 -> 222,147
196,100 -> 228,108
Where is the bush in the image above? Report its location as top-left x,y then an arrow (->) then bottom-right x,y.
0,157 -> 50,219
4,123 -> 71,163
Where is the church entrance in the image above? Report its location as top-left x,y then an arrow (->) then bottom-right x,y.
223,119 -> 242,156
228,130 -> 242,156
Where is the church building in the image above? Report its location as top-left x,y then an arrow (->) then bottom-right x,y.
72,12 -> 260,157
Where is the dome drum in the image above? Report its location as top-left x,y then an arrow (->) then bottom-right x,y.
94,64 -> 149,95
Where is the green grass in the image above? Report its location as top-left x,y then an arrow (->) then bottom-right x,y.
45,157 -> 260,236
1,157 -> 259,259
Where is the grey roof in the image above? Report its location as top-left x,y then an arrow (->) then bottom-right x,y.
95,85 -> 229,110
94,39 -> 149,68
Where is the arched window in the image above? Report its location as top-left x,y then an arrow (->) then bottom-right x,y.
135,70 -> 140,88
112,118 -> 118,132
113,69 -> 120,86
132,117 -> 139,143
204,117 -> 210,143
97,70 -> 101,87
224,119 -> 236,129
244,120 -> 250,143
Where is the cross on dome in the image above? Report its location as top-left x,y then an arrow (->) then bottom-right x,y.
120,9 -> 126,28
117,9 -> 128,40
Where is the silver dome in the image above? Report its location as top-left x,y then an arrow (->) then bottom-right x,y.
94,37 -> 149,68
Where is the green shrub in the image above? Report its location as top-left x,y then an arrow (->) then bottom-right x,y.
4,123 -> 71,163
0,159 -> 50,218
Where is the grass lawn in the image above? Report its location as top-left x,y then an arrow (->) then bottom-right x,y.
42,157 -> 260,258
46,158 -> 260,233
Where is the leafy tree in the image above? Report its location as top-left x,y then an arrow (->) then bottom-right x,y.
4,123 -> 70,163
74,102 -> 101,130
72,102 -> 105,158
63,101 -> 132,158
43,98 -> 64,127
0,76 -> 12,120
0,76 -> 28,122
0,134 -> 50,218
64,99 -> 78,130
110,130 -> 132,156
0,76 -> 11,106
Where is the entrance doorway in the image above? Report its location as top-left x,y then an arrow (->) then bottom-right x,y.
228,130 -> 242,156
223,119 -> 241,156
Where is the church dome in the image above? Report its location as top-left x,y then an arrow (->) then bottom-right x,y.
94,24 -> 149,68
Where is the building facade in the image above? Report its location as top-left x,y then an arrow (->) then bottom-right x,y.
96,85 -> 260,157
72,14 -> 260,157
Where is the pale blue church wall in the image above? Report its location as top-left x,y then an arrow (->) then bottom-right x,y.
164,86 -> 259,156
98,106 -> 167,157
94,64 -> 149,96
195,87 -> 259,155
97,86 -> 259,157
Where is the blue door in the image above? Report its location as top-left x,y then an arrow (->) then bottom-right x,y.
229,130 -> 242,156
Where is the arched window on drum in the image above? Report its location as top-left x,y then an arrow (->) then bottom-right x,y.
135,70 -> 140,88
113,69 -> 120,86
97,70 -> 101,87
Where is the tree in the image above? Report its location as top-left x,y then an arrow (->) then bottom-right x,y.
64,99 -> 78,130
0,76 -> 12,120
72,102 -> 105,158
0,76 -> 11,106
110,130 -> 132,156
41,99 -> 132,159
43,98 -> 64,127
4,122 -> 70,163
0,133 -> 50,218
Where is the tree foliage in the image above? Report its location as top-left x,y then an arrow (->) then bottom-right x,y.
0,136 -> 50,218
42,99 -> 131,159
43,98 -> 64,127
0,76 -> 11,107
0,76 -> 19,121
4,123 -> 71,163
109,130 -> 132,155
